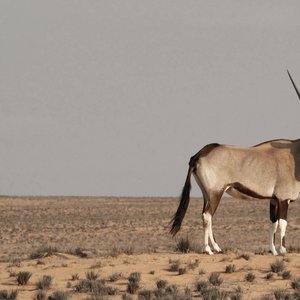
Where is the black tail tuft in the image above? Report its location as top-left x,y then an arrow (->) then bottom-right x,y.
170,166 -> 193,236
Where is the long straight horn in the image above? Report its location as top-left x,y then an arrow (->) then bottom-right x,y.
287,69 -> 300,101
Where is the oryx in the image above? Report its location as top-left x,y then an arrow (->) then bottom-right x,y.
170,71 -> 300,255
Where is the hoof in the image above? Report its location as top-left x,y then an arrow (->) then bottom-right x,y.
279,246 -> 286,255
205,246 -> 214,255
269,248 -> 278,256
213,244 -> 222,253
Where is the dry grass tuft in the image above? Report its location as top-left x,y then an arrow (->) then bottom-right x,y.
17,271 -> 32,285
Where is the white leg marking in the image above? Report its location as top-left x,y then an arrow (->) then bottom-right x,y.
269,221 -> 278,256
208,216 -> 222,252
278,219 -> 287,255
203,212 -> 213,255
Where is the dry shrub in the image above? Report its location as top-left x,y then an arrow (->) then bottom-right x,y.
169,259 -> 180,272
176,236 -> 190,253
225,264 -> 236,273
270,260 -> 285,273
245,272 -> 256,283
127,272 -> 141,294
208,272 -> 223,286
48,290 -> 69,300
30,246 -> 58,259
36,275 -> 52,290
0,290 -> 18,300
17,271 -> 32,285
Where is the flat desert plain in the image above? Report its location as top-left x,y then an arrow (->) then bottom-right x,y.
0,196 -> 299,299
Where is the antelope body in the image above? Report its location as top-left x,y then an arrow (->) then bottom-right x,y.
170,71 -> 300,255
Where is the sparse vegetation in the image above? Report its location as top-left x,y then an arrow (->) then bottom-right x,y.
86,271 -> 99,281
109,272 -> 122,282
245,272 -> 256,282
187,259 -> 199,270
178,267 -> 187,275
209,272 -> 223,286
0,290 -> 18,300
72,247 -> 88,258
71,273 -> 79,281
225,264 -> 236,273
30,246 -> 58,259
33,290 -> 46,300
195,280 -> 208,296
274,288 -> 291,300
238,253 -> 251,261
265,272 -> 274,280
270,259 -> 285,273
48,290 -> 69,300
176,236 -> 190,253
156,280 -> 168,290
291,277 -> 300,290
17,271 -> 32,285
36,275 -> 53,290
127,272 -> 141,294
282,270 -> 291,280
169,259 -> 180,272
229,286 -> 243,300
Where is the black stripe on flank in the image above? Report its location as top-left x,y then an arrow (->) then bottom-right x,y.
231,182 -> 274,200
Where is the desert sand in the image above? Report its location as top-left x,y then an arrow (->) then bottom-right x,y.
0,196 -> 299,299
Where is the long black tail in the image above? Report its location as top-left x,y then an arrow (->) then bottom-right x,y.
170,162 -> 194,236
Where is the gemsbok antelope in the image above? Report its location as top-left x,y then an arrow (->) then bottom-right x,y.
170,70 -> 300,255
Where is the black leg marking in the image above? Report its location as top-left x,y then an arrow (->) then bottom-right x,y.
270,201 -> 278,223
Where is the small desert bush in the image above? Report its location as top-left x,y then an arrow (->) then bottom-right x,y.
17,271 -> 32,285
209,272 -> 223,286
274,288 -> 291,300
195,280 -> 208,296
176,236 -> 190,253
127,272 -> 141,294
71,273 -> 79,281
259,295 -> 273,300
75,278 -> 105,293
169,259 -> 180,272
229,286 -> 243,300
0,290 -> 18,300
30,246 -> 58,259
288,245 -> 300,253
178,267 -> 187,275
122,294 -> 133,300
72,247 -> 88,258
282,270 -> 291,280
156,279 -> 167,290
36,275 -> 52,290
187,259 -> 199,270
270,259 -> 285,273
265,272 -> 274,280
245,272 -> 256,282
225,264 -> 236,273
86,271 -> 99,281
238,253 -> 250,261
109,272 -> 122,282
291,277 -> 300,290
110,246 -> 134,257
202,287 -> 227,300
138,289 -> 153,300
33,290 -> 46,300
48,290 -> 69,300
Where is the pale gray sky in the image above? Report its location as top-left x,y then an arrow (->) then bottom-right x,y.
1,1 -> 300,196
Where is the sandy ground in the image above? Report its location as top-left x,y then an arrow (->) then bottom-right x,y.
0,196 -> 299,299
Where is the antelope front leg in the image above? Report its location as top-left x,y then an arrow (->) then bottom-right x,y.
269,220 -> 278,256
202,212 -> 213,255
278,219 -> 287,254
